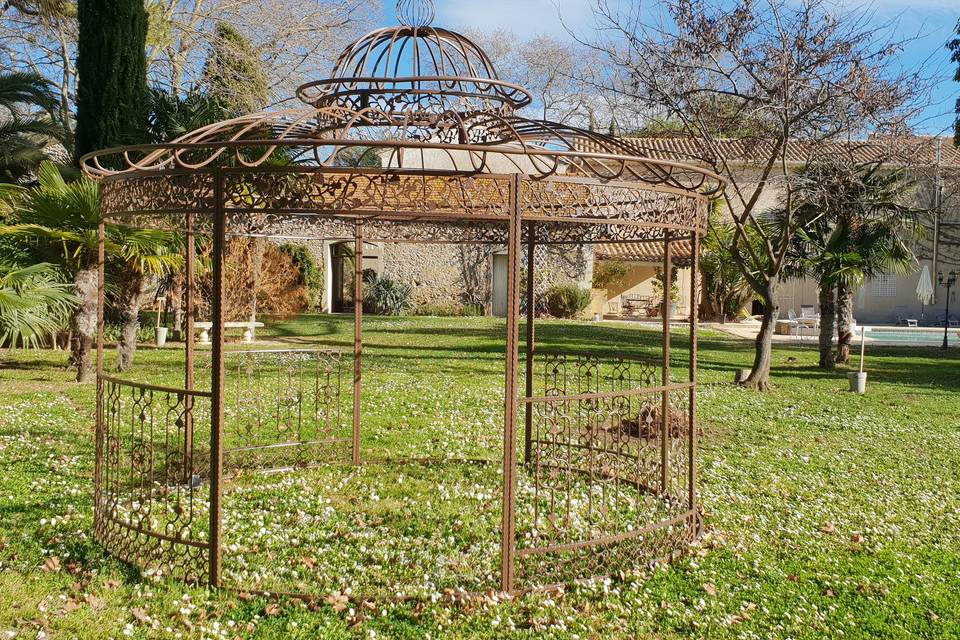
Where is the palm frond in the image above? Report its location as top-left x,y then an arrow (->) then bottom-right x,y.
0,261 -> 76,348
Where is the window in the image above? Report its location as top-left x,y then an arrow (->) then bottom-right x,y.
872,274 -> 896,297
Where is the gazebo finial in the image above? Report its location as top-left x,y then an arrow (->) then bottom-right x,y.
396,0 -> 435,28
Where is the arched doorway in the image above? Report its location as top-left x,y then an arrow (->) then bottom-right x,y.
328,241 -> 382,313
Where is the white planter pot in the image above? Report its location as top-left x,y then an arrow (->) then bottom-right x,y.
848,371 -> 867,394
155,327 -> 168,347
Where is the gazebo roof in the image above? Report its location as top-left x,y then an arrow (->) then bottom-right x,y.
79,0 -> 721,246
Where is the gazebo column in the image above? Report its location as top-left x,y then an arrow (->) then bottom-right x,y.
661,233 -> 672,496
501,175 -> 522,592
208,169 -> 226,587
353,220 -> 364,465
184,211 -> 195,484
523,222 -> 535,465
93,220 -> 105,533
688,231 -> 700,517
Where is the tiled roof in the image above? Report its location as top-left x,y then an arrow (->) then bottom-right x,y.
610,135 -> 960,170
594,240 -> 693,264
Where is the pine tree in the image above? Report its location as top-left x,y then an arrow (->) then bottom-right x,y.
201,23 -> 269,117
74,0 -> 150,161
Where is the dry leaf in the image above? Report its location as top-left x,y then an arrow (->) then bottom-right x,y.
850,533 -> 864,543
42,556 -> 60,572
85,594 -> 105,610
301,556 -> 316,569
62,600 -> 81,614
820,523 -> 837,534
325,592 -> 349,613
132,608 -> 150,624
238,592 -> 253,602
703,583 -> 717,597
264,603 -> 281,616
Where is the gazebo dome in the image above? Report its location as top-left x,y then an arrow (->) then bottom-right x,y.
295,0 -> 532,113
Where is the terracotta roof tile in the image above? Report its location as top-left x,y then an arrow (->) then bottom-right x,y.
594,240 -> 693,264
608,135 -> 960,169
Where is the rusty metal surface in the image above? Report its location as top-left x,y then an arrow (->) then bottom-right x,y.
90,0 -> 705,599
94,376 -> 212,583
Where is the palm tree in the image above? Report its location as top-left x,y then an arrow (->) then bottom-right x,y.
0,261 -> 76,348
1,162 -> 180,380
113,228 -> 182,370
0,72 -> 66,182
789,162 -> 921,367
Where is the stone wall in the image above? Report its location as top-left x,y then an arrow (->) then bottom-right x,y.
269,237 -> 595,315
382,242 -> 593,313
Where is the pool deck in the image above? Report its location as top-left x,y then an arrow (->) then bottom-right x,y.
704,322 -> 960,347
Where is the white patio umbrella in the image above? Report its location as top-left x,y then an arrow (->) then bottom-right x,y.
917,265 -> 935,319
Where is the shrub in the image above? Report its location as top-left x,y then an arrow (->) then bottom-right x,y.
592,260 -> 630,289
102,322 -> 154,344
279,244 -> 323,309
364,276 -> 411,316
544,284 -> 591,319
413,303 -> 484,317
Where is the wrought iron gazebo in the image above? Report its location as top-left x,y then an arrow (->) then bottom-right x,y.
83,0 -> 721,597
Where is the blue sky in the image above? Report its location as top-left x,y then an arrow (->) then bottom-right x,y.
386,0 -> 959,135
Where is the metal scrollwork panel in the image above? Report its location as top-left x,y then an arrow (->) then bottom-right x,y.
95,378 -> 211,583
515,351 -> 696,589
101,173 -> 215,216
222,172 -> 512,221
222,349 -> 349,472
521,180 -> 708,231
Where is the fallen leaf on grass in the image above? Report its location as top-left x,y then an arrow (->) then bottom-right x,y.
42,556 -> 60,572
132,608 -> 150,624
84,594 -> 105,610
703,583 -> 717,597
325,592 -> 349,613
264,603 -> 281,616
820,523 -> 836,534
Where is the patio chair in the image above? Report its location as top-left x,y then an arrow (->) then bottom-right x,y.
786,309 -> 804,339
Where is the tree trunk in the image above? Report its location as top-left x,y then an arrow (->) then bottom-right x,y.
835,284 -> 855,364
817,283 -> 836,370
744,284 -> 779,391
117,270 -> 146,372
70,267 -> 98,384
168,272 -> 184,340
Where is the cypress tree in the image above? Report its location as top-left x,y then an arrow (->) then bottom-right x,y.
201,23 -> 269,117
75,0 -> 150,161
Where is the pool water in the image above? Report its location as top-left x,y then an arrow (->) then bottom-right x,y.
865,328 -> 958,345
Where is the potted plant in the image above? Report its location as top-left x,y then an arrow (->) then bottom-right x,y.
154,296 -> 168,347
847,327 -> 866,393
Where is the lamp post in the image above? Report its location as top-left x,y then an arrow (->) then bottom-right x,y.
937,270 -> 957,349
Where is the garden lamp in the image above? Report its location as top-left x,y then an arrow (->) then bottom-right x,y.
937,270 -> 957,349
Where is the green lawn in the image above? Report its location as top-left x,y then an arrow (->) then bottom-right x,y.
1,315 -> 959,639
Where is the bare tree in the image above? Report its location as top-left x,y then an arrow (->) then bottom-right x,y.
580,0 -> 927,389
0,0 -> 377,128
146,0 -> 377,104
0,2 -> 77,140
468,28 -> 596,125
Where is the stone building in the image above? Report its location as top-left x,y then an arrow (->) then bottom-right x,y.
618,135 -> 960,324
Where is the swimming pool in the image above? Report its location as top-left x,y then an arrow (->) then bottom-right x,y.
864,327 -> 959,346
